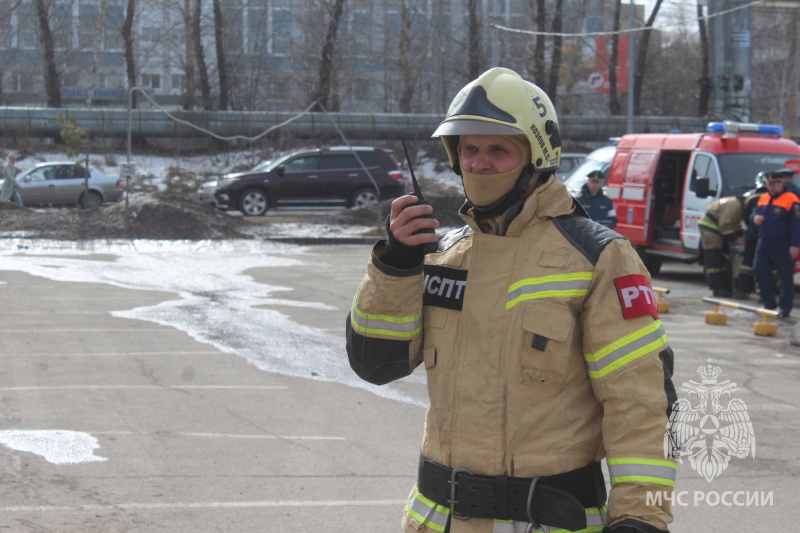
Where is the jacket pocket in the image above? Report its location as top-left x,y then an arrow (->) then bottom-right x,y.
520,301 -> 576,389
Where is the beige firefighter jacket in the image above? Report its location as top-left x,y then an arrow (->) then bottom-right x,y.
348,176 -> 676,532
700,196 -> 745,238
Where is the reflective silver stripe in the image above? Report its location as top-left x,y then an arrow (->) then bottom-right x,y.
506,273 -> 593,309
491,506 -> 607,532
350,299 -> 422,339
607,458 -> 677,487
406,485 -> 449,532
584,321 -> 668,379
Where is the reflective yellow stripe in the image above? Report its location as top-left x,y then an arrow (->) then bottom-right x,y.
699,217 -> 719,231
407,485 -> 449,532
607,457 -> 677,488
506,272 -> 593,310
350,290 -> 422,339
584,320 -> 668,379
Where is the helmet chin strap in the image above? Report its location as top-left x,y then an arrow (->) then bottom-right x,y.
468,164 -> 538,219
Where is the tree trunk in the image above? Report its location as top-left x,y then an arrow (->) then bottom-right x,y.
633,0 -> 663,115
468,0 -> 480,79
182,0 -> 196,110
398,0 -> 413,113
546,0 -> 563,105
533,0 -> 546,87
87,0 -> 108,107
213,0 -> 229,110
310,0 -> 346,111
122,0 -> 137,109
193,0 -> 212,110
696,0 -> 710,117
34,0 -> 61,108
608,0 -> 622,115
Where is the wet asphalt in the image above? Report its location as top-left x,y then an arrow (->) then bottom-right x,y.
0,243 -> 799,532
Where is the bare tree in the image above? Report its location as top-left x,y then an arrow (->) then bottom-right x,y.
122,0 -> 137,108
213,0 -> 229,110
310,0 -> 346,111
468,0 -> 481,79
546,0 -> 564,104
398,0 -> 413,113
33,0 -> 61,107
633,0 -> 663,115
181,0 -> 196,109
86,0 -> 108,107
531,0 -> 546,87
193,0 -> 212,110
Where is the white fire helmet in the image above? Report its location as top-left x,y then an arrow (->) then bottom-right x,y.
432,67 -> 562,174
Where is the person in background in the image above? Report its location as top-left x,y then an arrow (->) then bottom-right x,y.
346,67 -> 676,533
1,153 -> 23,206
752,172 -> 800,318
735,174 -> 768,299
577,169 -> 617,229
698,195 -> 746,298
775,167 -> 799,196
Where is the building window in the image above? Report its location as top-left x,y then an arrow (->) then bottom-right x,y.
272,8 -> 291,56
142,74 -> 161,89
78,4 -> 98,49
172,74 -> 185,91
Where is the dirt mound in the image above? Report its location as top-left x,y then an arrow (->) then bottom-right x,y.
324,196 -> 466,228
0,194 -> 468,241
0,194 -> 251,241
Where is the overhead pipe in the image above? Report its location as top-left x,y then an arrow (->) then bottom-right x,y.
0,106 -> 708,143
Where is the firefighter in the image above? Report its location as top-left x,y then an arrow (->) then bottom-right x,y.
752,172 -> 800,318
346,68 -> 676,533
735,174 -> 768,299
577,170 -> 617,229
698,196 -> 746,297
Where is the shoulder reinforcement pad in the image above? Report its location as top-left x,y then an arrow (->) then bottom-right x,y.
437,225 -> 472,252
551,211 -> 624,266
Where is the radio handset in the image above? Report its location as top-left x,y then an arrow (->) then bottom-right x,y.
400,135 -> 438,254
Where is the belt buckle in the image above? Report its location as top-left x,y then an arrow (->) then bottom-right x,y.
447,467 -> 473,521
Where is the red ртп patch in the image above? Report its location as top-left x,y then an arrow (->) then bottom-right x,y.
614,274 -> 659,319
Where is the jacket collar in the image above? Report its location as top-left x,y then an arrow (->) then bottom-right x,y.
459,174 -> 576,236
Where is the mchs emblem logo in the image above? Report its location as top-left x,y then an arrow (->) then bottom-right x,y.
665,359 -> 755,483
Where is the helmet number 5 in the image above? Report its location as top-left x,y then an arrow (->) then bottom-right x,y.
533,97 -> 547,118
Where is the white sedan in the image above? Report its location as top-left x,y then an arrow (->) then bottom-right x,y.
3,161 -> 123,208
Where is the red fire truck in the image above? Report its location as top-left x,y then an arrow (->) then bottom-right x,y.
605,121 -> 800,274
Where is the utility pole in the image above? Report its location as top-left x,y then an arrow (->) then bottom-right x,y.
627,1 -> 635,133
708,0 -> 751,121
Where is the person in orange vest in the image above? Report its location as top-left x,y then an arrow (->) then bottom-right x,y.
751,171 -> 800,318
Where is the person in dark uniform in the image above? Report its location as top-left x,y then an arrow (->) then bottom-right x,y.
576,170 -> 617,229
752,172 -> 800,318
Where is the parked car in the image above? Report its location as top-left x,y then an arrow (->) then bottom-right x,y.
556,152 -> 587,181
562,145 -> 618,197
214,146 -> 405,216
197,160 -> 272,205
1,162 -> 123,208
197,179 -> 219,205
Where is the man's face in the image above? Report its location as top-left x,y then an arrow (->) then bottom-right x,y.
767,180 -> 785,196
459,134 -> 524,175
586,179 -> 602,195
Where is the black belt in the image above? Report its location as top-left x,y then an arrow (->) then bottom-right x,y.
417,454 -> 606,531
